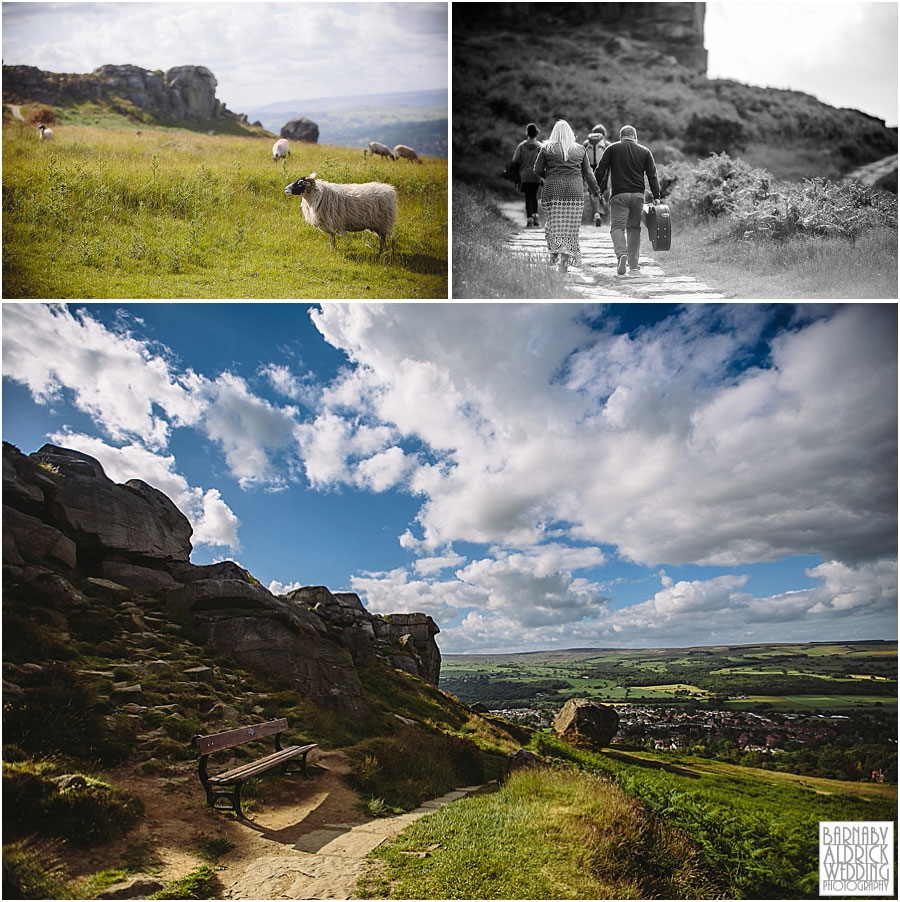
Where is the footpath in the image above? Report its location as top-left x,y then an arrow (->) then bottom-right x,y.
223,751 -> 485,900
499,200 -> 725,300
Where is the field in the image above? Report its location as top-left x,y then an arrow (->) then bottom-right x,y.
2,119 -> 447,298
441,641 -> 898,711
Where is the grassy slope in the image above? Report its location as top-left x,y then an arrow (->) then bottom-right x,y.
452,181 -> 581,299
2,120 -> 446,299
360,767 -> 719,900
361,737 -> 897,900
453,21 -> 896,187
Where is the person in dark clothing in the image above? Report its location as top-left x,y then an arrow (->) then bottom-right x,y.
581,123 -> 609,226
594,124 -> 660,275
511,123 -> 543,227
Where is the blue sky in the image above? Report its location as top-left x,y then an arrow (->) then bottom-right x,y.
1,2 -> 448,109
2,303 -> 897,654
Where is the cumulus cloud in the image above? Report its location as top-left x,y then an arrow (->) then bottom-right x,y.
47,431 -> 241,550
312,303 -> 897,568
435,559 -> 897,653
3,304 -> 200,450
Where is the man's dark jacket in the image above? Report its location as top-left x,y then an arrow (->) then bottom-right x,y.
595,137 -> 660,199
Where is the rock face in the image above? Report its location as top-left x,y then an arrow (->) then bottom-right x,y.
553,698 -> 620,749
2,63 -> 245,122
454,1 -> 707,72
281,117 -> 320,143
2,442 -> 442,714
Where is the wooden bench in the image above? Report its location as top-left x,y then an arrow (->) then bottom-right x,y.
191,718 -> 317,817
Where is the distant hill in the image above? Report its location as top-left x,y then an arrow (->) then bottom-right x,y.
454,8 -> 897,184
248,89 -> 448,157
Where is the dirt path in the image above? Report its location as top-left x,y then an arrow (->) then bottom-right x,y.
5,104 -> 26,121
844,153 -> 898,187
500,200 -> 725,300
79,750 -> 484,900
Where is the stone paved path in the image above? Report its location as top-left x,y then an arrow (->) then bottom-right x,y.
500,200 -> 725,300
844,153 -> 898,188
228,786 -> 484,900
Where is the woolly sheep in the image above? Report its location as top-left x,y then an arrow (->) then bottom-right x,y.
367,141 -> 396,160
38,124 -> 54,141
393,144 -> 421,164
272,137 -> 290,163
284,172 -> 397,254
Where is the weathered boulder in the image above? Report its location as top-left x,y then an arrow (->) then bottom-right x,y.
33,444 -> 193,564
3,505 -> 77,569
281,117 -> 319,142
196,615 -> 370,715
552,698 -> 619,749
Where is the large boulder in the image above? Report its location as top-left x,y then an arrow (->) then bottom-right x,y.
33,444 -> 193,564
281,117 -> 319,143
552,698 -> 619,749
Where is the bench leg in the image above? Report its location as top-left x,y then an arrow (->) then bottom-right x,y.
205,783 -> 245,817
281,750 -> 311,778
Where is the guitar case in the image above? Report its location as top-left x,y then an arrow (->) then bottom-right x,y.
642,202 -> 672,251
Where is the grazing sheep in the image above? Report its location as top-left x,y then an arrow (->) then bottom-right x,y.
367,141 -> 396,160
393,144 -> 421,164
38,124 -> 54,141
272,137 -> 290,163
284,172 -> 397,254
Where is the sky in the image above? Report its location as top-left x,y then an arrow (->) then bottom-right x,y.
1,1 -> 448,109
2,302 -> 897,655
706,1 -> 898,126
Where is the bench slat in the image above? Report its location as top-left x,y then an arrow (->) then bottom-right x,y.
195,718 -> 289,754
208,743 -> 317,785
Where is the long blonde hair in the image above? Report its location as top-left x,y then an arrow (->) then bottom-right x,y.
545,119 -> 577,161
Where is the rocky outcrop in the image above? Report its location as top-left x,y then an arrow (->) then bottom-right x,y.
281,587 -> 441,685
2,442 -> 442,715
552,698 -> 619,749
281,117 -> 320,143
2,63 -> 244,123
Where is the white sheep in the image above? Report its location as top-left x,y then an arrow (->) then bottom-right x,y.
393,144 -> 421,164
272,137 -> 290,163
367,141 -> 396,160
284,172 -> 397,254
38,124 -> 54,141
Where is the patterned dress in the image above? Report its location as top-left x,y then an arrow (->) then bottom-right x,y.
533,144 -> 600,265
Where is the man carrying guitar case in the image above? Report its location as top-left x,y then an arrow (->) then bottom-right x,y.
594,124 -> 662,275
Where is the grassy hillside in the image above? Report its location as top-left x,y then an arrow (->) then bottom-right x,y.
2,118 -> 447,298
362,737 -> 897,900
453,17 -> 897,187
2,559 -> 511,898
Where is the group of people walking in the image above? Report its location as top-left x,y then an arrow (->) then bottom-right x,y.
510,119 -> 660,275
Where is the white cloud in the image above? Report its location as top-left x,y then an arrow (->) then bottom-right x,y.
191,370 -> 299,489
413,549 -> 467,575
312,303 -> 897,568
268,579 -> 304,596
47,431 -> 241,550
3,304 -> 200,450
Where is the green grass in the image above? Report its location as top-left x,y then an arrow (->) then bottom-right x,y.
2,120 -> 446,298
359,767 -> 719,899
663,217 -> 897,298
531,734 -> 898,899
150,865 -> 222,900
452,181 -> 580,298
195,836 -> 236,863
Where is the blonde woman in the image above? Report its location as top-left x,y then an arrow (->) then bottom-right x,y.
533,119 -> 601,271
